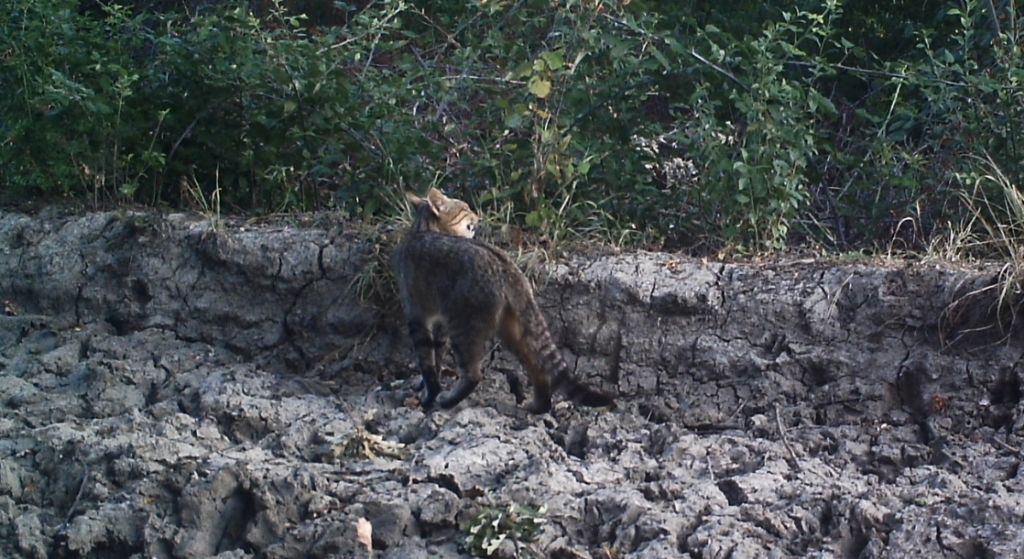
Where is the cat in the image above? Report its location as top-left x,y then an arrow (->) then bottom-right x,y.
392,188 -> 614,413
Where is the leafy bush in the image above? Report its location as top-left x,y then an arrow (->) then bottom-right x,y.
1,0 -> 422,212
1,0 -> 1021,253
811,0 -> 1023,250
1,1 -> 150,198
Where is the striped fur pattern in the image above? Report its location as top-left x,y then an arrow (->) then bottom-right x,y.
393,188 -> 615,413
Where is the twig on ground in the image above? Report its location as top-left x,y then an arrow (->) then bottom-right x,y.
991,436 -> 1023,457
727,398 -> 747,422
62,465 -> 91,528
775,403 -> 803,472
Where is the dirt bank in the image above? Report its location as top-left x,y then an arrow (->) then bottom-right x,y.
1,210 -> 1022,558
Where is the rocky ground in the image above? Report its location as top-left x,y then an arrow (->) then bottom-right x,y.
1,209 -> 1023,558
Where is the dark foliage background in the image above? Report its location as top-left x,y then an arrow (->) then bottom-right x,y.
2,0 -> 1021,251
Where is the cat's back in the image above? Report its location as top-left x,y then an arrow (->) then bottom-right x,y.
396,231 -> 512,276
395,232 -> 521,304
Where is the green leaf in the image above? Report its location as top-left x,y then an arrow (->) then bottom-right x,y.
507,61 -> 533,80
650,46 -> 670,70
808,90 -> 836,116
609,38 -> 628,61
504,112 -> 525,128
540,50 -> 564,70
528,77 -> 552,99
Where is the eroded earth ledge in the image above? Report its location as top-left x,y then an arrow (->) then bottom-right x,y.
1,209 -> 1022,558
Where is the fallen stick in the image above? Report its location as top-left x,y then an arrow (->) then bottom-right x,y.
991,436 -> 1023,457
62,465 -> 91,528
775,404 -> 803,472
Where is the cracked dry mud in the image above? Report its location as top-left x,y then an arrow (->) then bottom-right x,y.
1,209 -> 1023,559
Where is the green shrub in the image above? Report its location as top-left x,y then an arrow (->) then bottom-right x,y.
1,0 -> 424,212
465,503 -> 546,557
1,0 -> 1021,254
1,1 -> 150,198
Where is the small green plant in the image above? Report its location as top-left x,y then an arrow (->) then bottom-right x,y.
465,503 -> 547,558
180,174 -> 222,227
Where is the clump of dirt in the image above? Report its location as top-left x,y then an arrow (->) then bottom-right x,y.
1,210 -> 1022,558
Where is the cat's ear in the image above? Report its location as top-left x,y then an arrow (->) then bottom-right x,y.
405,191 -> 437,216
425,187 -> 451,214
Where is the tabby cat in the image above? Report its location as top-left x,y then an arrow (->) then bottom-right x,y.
392,188 -> 614,413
